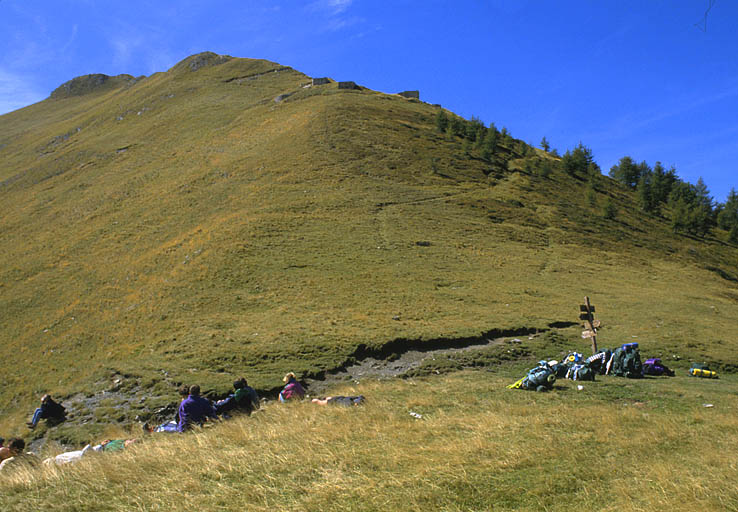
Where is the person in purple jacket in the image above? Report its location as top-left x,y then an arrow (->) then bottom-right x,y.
177,385 -> 217,432
279,372 -> 305,402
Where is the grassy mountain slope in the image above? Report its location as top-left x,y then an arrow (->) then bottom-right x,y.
1,52 -> 737,438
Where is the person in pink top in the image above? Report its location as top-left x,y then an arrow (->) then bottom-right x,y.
278,372 -> 305,402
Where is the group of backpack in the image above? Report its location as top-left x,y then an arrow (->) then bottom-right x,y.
509,341 -> 717,392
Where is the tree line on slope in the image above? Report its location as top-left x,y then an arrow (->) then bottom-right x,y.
609,156 -> 738,241
434,109 -> 554,177
435,109 -> 737,243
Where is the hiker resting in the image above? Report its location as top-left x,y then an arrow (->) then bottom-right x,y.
311,396 -> 365,407
143,384 -> 190,433
279,372 -> 305,402
177,384 -> 217,432
27,394 -> 66,429
0,438 -> 25,463
215,377 -> 260,415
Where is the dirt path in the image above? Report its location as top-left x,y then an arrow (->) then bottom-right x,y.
304,332 -> 539,395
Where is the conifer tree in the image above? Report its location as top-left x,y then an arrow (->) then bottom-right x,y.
462,138 -> 472,158
435,110 -> 448,133
669,196 -> 690,233
450,116 -> 465,137
717,188 -> 738,231
667,179 -> 714,237
537,160 -> 553,178
586,181 -> 597,207
602,198 -> 617,220
609,156 -> 641,189
560,142 -> 596,177
637,171 -> 655,213
730,224 -> 738,244
649,162 -> 677,213
481,128 -> 498,162
587,161 -> 601,177
540,136 -> 550,152
466,116 -> 485,143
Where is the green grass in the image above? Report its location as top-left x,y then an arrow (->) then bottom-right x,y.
1,51 -> 737,450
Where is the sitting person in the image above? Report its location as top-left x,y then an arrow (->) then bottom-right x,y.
215,377 -> 260,415
311,395 -> 365,407
144,384 -> 190,433
279,372 -> 305,402
27,394 -> 66,429
177,385 -> 217,432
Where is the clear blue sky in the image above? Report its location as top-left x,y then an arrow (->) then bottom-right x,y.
2,1 -> 736,202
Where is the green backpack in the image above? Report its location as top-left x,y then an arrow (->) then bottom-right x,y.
611,346 -> 643,378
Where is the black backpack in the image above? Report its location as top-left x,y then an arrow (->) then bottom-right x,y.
586,350 -> 612,375
565,364 -> 596,381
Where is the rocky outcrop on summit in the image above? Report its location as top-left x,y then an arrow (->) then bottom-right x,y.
50,74 -> 137,99
170,51 -> 232,73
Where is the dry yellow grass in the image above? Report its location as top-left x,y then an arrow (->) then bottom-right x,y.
2,371 -> 737,511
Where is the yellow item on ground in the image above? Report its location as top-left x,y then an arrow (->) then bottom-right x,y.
689,368 -> 718,378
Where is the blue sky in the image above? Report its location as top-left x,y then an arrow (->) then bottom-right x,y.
2,0 -> 736,201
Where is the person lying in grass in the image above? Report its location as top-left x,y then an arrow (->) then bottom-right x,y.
279,372 -> 305,402
311,396 -> 366,407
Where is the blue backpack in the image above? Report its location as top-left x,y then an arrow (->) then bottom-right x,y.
522,363 -> 557,391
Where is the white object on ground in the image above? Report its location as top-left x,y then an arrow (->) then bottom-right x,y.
0,457 -> 16,472
44,444 -> 92,465
577,385 -> 584,391
409,411 -> 423,419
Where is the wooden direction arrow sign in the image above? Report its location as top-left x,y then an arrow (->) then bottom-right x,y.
580,296 -> 598,354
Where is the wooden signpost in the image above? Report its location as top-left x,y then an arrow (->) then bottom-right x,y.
579,296 -> 600,354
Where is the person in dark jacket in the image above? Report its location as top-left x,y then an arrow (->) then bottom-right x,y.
27,394 -> 66,429
215,377 -> 260,415
177,385 -> 217,432
143,384 -> 190,433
